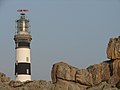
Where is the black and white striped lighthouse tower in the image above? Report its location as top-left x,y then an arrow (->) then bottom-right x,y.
14,10 -> 32,82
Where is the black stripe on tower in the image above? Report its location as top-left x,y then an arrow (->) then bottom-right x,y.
15,63 -> 31,75
16,42 -> 30,48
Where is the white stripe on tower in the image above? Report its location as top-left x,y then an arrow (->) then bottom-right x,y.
16,48 -> 31,63
14,10 -> 32,82
16,75 -> 31,81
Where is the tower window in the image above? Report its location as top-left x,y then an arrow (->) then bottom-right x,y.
26,57 -> 29,62
26,69 -> 29,74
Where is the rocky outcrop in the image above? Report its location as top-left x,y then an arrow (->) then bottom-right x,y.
107,36 -> 120,59
0,72 -> 10,82
2,60 -> 120,90
1,36 -> 120,89
51,60 -> 120,90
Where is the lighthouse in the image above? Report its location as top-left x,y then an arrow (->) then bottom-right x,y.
14,10 -> 32,82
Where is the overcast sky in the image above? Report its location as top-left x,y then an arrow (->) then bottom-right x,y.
0,0 -> 120,80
